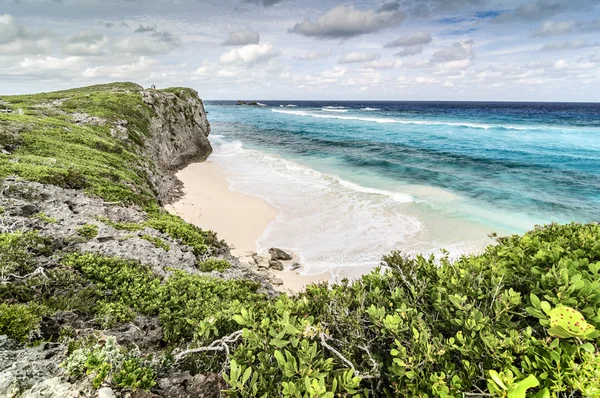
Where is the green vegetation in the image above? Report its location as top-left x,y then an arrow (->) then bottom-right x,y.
65,336 -> 158,390
76,223 -> 98,239
35,212 -> 58,223
217,223 -> 600,397
198,258 -> 231,272
140,234 -> 170,251
1,84 -> 599,396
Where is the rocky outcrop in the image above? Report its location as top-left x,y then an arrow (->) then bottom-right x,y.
141,89 -> 212,204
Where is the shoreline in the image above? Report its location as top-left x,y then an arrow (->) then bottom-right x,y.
165,160 -> 330,292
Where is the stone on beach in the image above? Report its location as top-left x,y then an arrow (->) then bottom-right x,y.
269,259 -> 284,271
269,247 -> 292,261
254,255 -> 270,269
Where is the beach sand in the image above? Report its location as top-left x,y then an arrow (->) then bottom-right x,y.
166,161 -> 330,292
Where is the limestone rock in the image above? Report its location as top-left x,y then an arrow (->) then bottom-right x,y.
269,248 -> 292,261
271,277 -> 284,286
98,387 -> 116,398
269,260 -> 284,271
254,255 -> 270,269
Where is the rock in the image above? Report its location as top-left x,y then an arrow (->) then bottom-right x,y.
269,260 -> 284,271
98,387 -> 116,398
20,203 -> 40,216
271,277 -> 284,286
254,255 -> 270,269
269,248 -> 292,261
157,372 -> 221,397
291,262 -> 302,271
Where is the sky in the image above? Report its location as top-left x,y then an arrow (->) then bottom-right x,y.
1,0 -> 599,101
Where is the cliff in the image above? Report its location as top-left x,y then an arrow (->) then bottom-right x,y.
0,83 -> 271,397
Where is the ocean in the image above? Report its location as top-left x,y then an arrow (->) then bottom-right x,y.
204,100 -> 600,278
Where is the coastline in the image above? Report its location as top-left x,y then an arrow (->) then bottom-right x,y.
165,160 -> 330,292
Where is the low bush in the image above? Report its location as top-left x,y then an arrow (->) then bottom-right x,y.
0,302 -> 46,342
218,223 -> 600,397
198,258 -> 231,273
140,234 -> 170,251
76,224 -> 98,239
65,335 -> 158,390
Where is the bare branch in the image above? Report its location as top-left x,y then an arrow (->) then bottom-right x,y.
174,330 -> 243,361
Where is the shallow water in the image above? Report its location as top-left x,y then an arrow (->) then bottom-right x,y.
204,101 -> 600,276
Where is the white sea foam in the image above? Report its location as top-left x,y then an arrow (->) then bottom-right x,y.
271,109 -> 531,131
323,106 -> 348,109
208,135 -> 494,276
322,108 -> 349,113
362,107 -> 381,111
257,103 -> 267,107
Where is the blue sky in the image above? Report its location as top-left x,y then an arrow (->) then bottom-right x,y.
1,0 -> 599,101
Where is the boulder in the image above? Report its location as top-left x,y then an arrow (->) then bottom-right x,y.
254,255 -> 270,269
291,262 -> 302,271
269,260 -> 284,271
271,277 -> 284,286
269,248 -> 292,261
98,387 -> 116,398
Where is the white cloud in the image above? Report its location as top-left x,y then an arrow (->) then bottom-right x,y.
219,42 -> 280,65
396,45 -> 424,57
82,56 -> 158,78
320,66 -> 346,78
384,32 -> 432,48
12,55 -> 84,77
222,28 -> 260,46
115,30 -> 180,55
531,21 -> 577,37
431,40 -> 474,63
0,14 -> 52,55
294,49 -> 333,61
339,52 -> 380,64
289,5 -> 404,39
541,40 -> 600,51
63,32 -> 109,56
361,59 -> 402,69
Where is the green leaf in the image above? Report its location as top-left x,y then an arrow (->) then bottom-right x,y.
489,370 -> 507,390
530,293 -> 541,309
242,367 -> 252,384
507,375 -> 539,398
580,342 -> 596,353
270,338 -> 291,348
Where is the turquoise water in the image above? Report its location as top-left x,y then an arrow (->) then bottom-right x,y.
203,101 -> 600,276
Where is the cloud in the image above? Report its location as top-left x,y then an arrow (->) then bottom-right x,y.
219,42 -> 280,65
83,56 -> 158,79
0,14 -> 52,55
115,29 -> 180,55
289,5 -> 404,39
396,45 -> 424,57
63,32 -> 109,56
243,0 -> 285,6
294,48 -> 332,61
384,32 -> 432,48
541,40 -> 600,50
431,40 -> 474,63
12,55 -> 84,77
495,0 -> 600,22
222,28 -> 260,46
101,21 -> 129,29
531,20 -> 577,36
339,52 -> 380,64
360,59 -> 402,69
134,25 -> 157,34
320,66 -> 346,78
531,19 -> 600,36
590,52 -> 600,62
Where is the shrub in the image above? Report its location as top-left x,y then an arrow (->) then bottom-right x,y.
76,224 -> 98,239
220,223 -> 600,397
140,234 -> 170,251
65,335 -> 157,391
0,302 -> 46,342
198,258 -> 231,273
144,209 -> 224,256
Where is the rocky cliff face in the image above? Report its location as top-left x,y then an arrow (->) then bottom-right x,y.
0,83 -> 273,397
141,88 -> 212,203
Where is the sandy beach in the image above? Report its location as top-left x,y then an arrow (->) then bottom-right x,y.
166,160 -> 330,292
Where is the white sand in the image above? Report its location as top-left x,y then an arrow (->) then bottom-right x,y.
166,161 -> 330,293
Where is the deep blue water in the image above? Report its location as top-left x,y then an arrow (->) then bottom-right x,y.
206,101 -> 600,230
